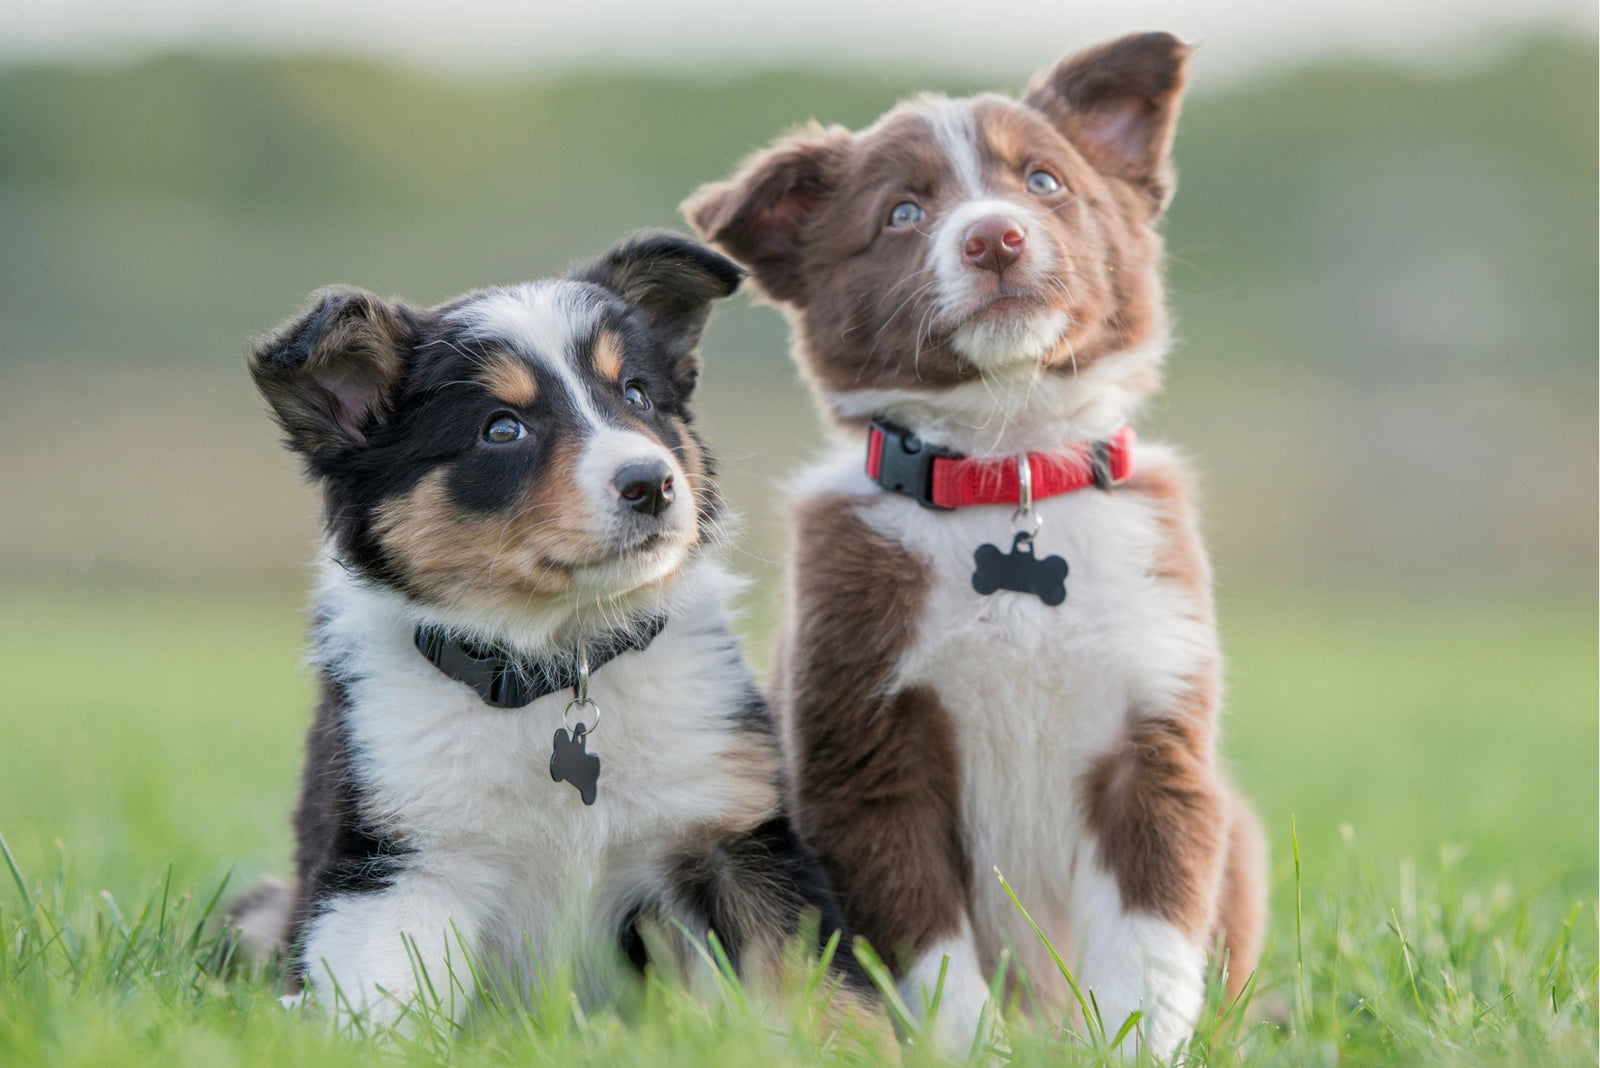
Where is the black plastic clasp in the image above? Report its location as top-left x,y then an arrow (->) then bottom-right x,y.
871,417 -> 959,510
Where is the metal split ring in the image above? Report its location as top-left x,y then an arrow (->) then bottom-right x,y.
563,697 -> 601,735
564,643 -> 600,734
1010,451 -> 1043,536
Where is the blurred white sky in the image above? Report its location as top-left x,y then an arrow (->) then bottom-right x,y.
3,0 -> 1593,82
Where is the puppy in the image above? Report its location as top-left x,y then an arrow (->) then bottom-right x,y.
230,233 -> 878,1034
686,34 -> 1266,1056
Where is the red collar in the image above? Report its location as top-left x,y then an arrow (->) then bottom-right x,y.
865,418 -> 1135,510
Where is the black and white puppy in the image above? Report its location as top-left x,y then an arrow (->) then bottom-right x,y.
231,233 -> 877,1030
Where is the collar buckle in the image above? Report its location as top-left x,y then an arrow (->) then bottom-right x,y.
869,417 -> 959,510
1090,437 -> 1129,490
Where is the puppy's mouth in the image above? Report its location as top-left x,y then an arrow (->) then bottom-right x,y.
941,286 -> 1071,367
556,527 -> 694,586
970,288 -> 1048,318
934,286 -> 1049,333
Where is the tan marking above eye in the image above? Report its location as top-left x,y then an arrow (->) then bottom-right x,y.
594,330 -> 626,383
479,355 -> 538,408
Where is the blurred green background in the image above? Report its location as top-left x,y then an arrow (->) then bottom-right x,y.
0,34 -> 1593,923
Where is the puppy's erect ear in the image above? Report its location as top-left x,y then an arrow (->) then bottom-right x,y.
1024,32 -> 1192,213
248,287 -> 409,457
681,122 -> 853,305
576,231 -> 743,393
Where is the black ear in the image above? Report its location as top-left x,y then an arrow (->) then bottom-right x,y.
248,287 -> 409,457
575,231 -> 743,390
1024,32 -> 1192,213
681,122 -> 853,305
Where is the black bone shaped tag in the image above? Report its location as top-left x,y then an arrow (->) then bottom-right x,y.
972,531 -> 1069,607
550,725 -> 600,805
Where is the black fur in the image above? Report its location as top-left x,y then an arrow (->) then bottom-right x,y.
285,676 -> 413,982
235,234 -> 878,1028
247,231 -> 739,603
576,231 -> 746,390
668,816 -> 874,994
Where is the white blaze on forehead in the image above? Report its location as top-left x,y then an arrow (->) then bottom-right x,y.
911,98 -> 1073,368
919,95 -> 985,200
451,282 -> 697,560
450,281 -> 605,425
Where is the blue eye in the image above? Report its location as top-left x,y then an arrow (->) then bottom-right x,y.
1026,170 -> 1061,195
887,201 -> 926,228
623,382 -> 651,411
483,415 -> 526,444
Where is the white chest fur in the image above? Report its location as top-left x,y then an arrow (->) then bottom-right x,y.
307,557 -> 769,995
796,442 -> 1215,994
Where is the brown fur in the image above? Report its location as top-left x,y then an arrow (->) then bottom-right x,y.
248,287 -> 408,454
1081,451 -> 1262,992
774,495 -> 969,967
478,352 -> 539,408
683,67 -> 1181,408
1082,710 -> 1225,940
698,734 -> 785,838
1128,455 -> 1214,609
1215,792 -> 1268,1000
372,409 -> 714,617
373,445 -> 590,610
689,31 -> 1266,1025
593,329 -> 626,383
1023,32 -> 1192,211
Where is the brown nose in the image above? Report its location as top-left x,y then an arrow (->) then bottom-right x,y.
962,217 -> 1026,274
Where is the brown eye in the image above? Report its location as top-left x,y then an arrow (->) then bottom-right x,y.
623,381 -> 651,411
1026,170 -> 1061,195
483,414 -> 526,444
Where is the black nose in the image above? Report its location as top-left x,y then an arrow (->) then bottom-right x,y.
612,460 -> 675,517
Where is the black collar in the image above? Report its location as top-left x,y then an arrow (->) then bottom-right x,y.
414,615 -> 668,709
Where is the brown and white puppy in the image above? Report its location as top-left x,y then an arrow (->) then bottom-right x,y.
686,34 -> 1266,1057
229,233 -> 880,1036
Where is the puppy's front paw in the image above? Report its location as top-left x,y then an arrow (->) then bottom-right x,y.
900,929 -> 1001,1060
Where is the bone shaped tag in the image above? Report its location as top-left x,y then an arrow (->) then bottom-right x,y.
971,531 -> 1069,607
550,725 -> 600,805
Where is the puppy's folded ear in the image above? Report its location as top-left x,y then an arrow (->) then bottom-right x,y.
576,231 -> 743,392
1024,32 -> 1192,214
248,287 -> 409,457
681,122 -> 853,305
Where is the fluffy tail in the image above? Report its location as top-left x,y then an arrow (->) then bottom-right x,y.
223,876 -> 293,968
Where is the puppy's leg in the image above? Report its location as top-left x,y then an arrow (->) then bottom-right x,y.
898,915 -> 994,1056
1075,715 -> 1230,1058
1213,785 -> 1267,1001
800,684 -> 983,1054
778,497 -> 982,1053
666,817 -> 892,1049
297,867 -> 490,1029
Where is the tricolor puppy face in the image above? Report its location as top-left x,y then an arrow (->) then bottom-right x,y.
684,33 -> 1189,410
249,233 -> 742,624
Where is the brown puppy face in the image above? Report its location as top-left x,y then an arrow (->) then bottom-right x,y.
249,233 -> 742,629
684,33 -> 1190,422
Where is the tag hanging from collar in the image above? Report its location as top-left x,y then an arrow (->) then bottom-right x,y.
971,452 -> 1069,607
551,644 -> 602,805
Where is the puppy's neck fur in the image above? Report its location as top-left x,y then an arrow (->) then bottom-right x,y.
312,545 -> 742,669
822,336 -> 1167,456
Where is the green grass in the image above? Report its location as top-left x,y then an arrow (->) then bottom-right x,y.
0,589 -> 1594,1065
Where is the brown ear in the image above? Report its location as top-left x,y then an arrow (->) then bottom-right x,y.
1024,32 -> 1192,213
248,287 -> 409,457
681,122 -> 853,305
